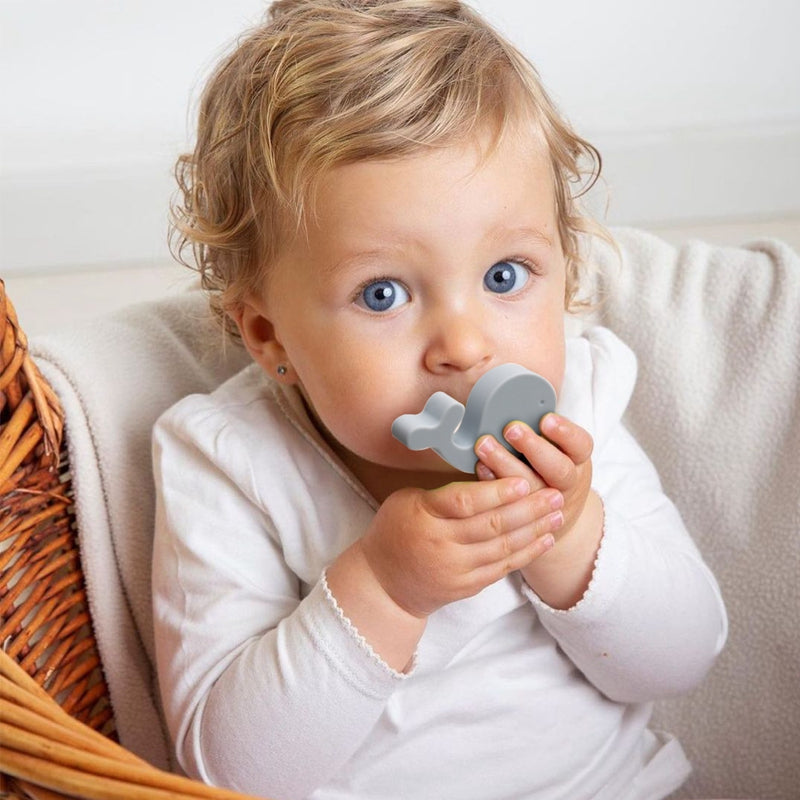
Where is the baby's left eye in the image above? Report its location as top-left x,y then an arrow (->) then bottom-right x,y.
483,261 -> 529,295
356,279 -> 410,312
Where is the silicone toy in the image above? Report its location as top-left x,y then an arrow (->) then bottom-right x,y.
392,364 -> 556,473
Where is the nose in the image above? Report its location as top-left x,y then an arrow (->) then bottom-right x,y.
423,307 -> 493,376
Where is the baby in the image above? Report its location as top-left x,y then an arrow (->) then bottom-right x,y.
152,2 -> 727,798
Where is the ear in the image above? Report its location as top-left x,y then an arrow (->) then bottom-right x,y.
231,297 -> 296,383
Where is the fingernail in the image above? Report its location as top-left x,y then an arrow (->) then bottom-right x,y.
511,478 -> 530,496
540,534 -> 555,550
541,413 -> 560,434
548,491 -> 564,511
476,437 -> 495,458
548,511 -> 564,529
476,463 -> 495,481
505,423 -> 523,442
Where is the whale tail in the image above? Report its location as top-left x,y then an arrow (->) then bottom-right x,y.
391,393 -> 476,471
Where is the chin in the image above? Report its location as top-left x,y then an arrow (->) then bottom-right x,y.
392,449 -> 468,478
354,442 -> 451,472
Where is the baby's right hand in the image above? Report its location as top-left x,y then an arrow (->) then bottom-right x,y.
357,478 -> 562,618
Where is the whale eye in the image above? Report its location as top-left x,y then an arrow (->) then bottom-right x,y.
483,261 -> 529,295
357,279 -> 410,312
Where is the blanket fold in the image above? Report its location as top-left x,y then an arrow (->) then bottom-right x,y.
32,291 -> 249,770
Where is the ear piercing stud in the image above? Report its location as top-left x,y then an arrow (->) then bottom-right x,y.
277,365 -> 288,376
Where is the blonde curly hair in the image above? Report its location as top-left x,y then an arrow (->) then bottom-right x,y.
171,0 -> 604,335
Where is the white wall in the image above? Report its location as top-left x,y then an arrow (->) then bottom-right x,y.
2,0 -> 799,275
474,0 -> 800,229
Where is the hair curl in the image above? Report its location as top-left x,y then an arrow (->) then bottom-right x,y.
170,0 -> 606,335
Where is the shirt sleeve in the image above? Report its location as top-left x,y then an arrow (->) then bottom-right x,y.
151,400 -> 406,800
523,421 -> 728,703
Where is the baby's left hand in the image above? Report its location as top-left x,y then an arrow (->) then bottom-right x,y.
475,412 -> 593,541
475,413 -> 603,608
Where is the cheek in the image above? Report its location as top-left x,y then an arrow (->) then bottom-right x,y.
293,345 -> 413,450
509,303 -> 566,394
546,339 -> 567,398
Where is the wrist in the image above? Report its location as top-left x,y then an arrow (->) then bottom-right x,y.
326,542 -> 426,673
521,490 -> 604,610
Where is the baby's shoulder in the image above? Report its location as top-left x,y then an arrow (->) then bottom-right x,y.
153,363 -> 316,509
158,362 -> 276,429
154,363 -> 295,463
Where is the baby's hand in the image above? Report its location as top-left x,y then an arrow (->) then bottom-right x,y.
475,413 -> 593,541
357,477 -> 562,618
474,413 -> 603,609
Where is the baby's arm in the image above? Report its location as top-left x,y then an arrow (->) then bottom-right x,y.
152,409 -> 402,798
476,412 -> 602,609
476,415 -> 727,702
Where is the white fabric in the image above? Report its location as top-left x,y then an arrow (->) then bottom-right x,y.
151,326 -> 726,800
587,230 -> 800,800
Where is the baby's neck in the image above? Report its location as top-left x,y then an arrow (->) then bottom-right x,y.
367,462 -> 464,504
324,434 -> 465,503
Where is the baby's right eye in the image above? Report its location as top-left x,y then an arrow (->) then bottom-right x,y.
356,279 -> 410,313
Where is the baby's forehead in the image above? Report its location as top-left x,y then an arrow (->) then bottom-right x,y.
280,139 -> 556,259
263,113 -> 560,272
313,118 -> 551,198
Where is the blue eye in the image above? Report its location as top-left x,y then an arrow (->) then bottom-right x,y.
358,279 -> 410,312
483,261 -> 529,295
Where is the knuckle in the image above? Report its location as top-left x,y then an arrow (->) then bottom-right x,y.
408,488 -> 430,518
488,509 -> 506,538
553,460 -> 575,487
489,528 -> 516,565
450,487 -> 475,518
534,515 -> 551,539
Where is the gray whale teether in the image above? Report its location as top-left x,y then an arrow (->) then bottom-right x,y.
392,364 -> 556,473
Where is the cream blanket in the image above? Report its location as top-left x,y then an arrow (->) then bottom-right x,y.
588,229 -> 800,799
30,227 -> 799,797
32,295 -> 249,770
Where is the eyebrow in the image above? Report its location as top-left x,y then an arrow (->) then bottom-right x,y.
486,224 -> 553,249
322,244 -> 409,278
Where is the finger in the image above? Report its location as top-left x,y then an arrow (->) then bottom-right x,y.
475,461 -> 496,481
474,434 -> 546,489
539,413 -> 594,465
471,530 -> 557,587
502,421 -> 579,492
457,486 -> 564,544
424,475 -> 531,520
472,503 -> 563,556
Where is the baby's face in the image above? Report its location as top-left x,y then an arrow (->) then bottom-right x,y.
259,126 -> 567,484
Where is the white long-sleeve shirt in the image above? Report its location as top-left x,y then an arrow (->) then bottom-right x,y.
152,326 -> 727,800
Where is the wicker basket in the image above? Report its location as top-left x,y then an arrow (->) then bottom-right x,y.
0,280 -> 262,799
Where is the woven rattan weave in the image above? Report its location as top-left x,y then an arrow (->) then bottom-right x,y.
0,280 -> 262,799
